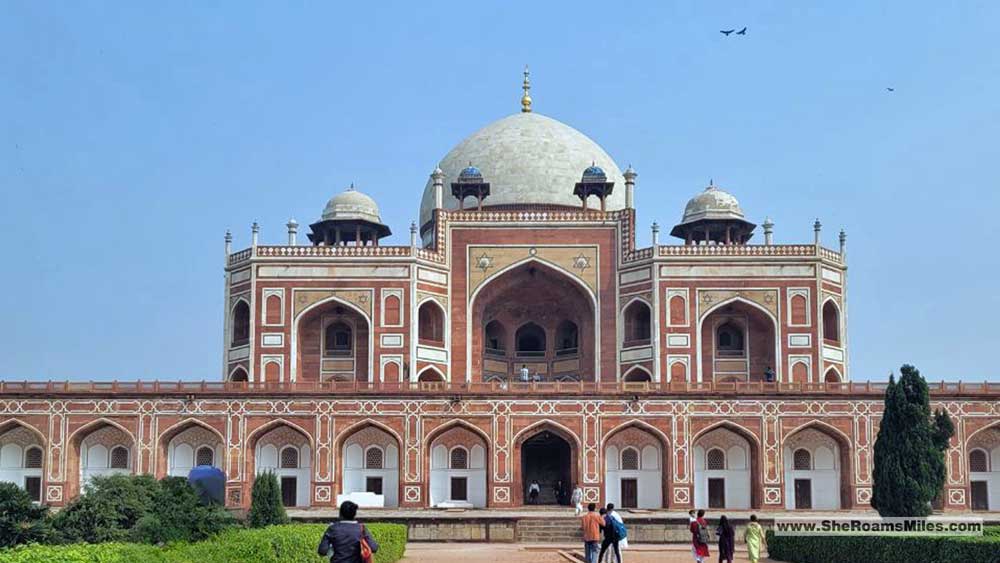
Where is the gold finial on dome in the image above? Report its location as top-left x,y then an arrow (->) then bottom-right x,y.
521,65 -> 532,113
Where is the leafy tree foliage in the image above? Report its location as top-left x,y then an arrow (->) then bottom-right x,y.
247,471 -> 288,528
132,476 -> 235,544
51,473 -> 160,543
0,481 -> 51,547
51,474 -> 234,545
871,365 -> 954,516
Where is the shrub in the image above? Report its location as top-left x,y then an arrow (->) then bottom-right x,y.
51,474 -> 160,543
51,474 -> 235,545
247,472 -> 288,528
766,529 -> 1000,563
0,482 -> 50,548
0,523 -> 407,563
132,476 -> 235,544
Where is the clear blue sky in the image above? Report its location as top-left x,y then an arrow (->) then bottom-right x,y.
1,2 -> 998,382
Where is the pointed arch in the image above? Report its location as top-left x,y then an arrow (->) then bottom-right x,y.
823,366 -> 843,383
290,294 -> 373,383
68,418 -> 137,497
622,364 -> 653,382
228,365 -> 249,382
424,419 -> 492,450
622,296 -> 653,347
246,418 -> 315,451
692,420 -> 762,509
416,365 -> 446,382
417,298 -> 447,346
965,420 -> 1000,448
68,418 -> 137,448
468,257 -> 600,382
0,419 -> 47,447
822,298 -> 842,345
425,419 -> 491,507
783,419 -> 853,509
156,418 -> 226,477
231,298 -> 251,347
336,419 -> 404,508
512,419 -> 584,452
697,296 -> 781,383
513,419 -> 582,506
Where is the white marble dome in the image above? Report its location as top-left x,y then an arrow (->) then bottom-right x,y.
321,187 -> 382,223
419,112 -> 625,226
678,185 -> 746,225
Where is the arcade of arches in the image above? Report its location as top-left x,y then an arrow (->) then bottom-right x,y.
2,409 -> 998,513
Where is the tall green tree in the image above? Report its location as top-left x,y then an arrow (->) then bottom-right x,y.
247,471 -> 288,528
871,365 -> 954,516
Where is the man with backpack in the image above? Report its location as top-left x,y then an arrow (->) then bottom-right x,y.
689,508 -> 710,563
598,503 -> 625,563
317,500 -> 379,563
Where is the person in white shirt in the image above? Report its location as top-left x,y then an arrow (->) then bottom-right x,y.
528,480 -> 541,504
519,365 -> 530,382
571,485 -> 584,516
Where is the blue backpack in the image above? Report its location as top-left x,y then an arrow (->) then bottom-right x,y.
612,517 -> 627,539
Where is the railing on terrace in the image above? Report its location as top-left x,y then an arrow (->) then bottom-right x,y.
657,244 -> 843,264
227,244 -> 448,267
229,243 -> 844,268
1,380 -> 996,396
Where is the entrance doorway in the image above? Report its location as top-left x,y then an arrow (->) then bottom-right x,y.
708,478 -> 726,508
794,479 -> 812,509
451,477 -> 468,501
971,481 -> 988,511
366,476 -> 383,496
621,479 -> 638,508
521,431 -> 571,505
280,476 -> 297,507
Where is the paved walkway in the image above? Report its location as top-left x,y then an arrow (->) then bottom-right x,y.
402,543 -> 775,562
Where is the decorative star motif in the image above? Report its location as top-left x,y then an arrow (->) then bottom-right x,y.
702,293 -> 715,305
475,253 -> 494,273
358,294 -> 369,304
763,293 -> 775,304
572,254 -> 591,272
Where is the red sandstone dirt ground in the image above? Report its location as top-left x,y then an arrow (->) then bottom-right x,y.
402,543 -> 775,562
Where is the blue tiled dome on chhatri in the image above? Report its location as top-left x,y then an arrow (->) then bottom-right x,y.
458,163 -> 485,183
581,163 -> 608,183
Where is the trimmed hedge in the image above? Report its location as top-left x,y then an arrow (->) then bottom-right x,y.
0,523 -> 407,563
766,528 -> 1000,563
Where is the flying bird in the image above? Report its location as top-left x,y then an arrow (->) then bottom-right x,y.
736,27 -> 747,35
886,87 -> 895,92
720,29 -> 735,36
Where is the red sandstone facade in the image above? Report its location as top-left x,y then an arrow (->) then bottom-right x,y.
2,92 -> 998,513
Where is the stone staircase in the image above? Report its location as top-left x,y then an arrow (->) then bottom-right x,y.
516,517 -> 583,543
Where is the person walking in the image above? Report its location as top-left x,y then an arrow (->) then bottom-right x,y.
571,485 -> 584,516
689,509 -> 710,563
715,515 -> 735,563
598,503 -> 623,563
317,500 -> 379,563
743,514 -> 767,563
608,503 -> 628,556
527,480 -> 540,505
687,509 -> 698,562
580,502 -> 603,563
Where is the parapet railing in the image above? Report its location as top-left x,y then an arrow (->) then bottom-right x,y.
1,380 -> 995,397
657,244 -> 843,264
